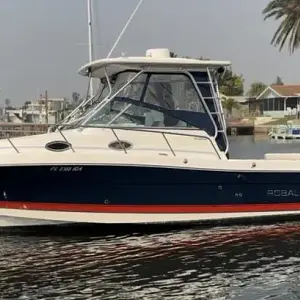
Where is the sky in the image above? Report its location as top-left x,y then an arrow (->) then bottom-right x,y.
0,0 -> 299,106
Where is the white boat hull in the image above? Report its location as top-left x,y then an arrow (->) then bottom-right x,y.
1,209 -> 300,228
1,128 -> 300,228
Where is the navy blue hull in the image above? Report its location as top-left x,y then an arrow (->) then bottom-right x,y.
1,165 -> 300,212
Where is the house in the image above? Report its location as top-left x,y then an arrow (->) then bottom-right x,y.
5,97 -> 68,124
250,84 -> 300,118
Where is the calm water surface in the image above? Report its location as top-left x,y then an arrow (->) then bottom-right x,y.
2,136 -> 300,300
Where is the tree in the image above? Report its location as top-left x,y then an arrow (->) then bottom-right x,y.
273,76 -> 284,85
262,0 -> 300,54
170,52 -> 244,96
219,68 -> 244,96
4,98 -> 11,107
247,82 -> 267,97
72,92 -> 80,104
222,97 -> 240,117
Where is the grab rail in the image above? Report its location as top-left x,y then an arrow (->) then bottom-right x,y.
101,126 -> 222,159
3,125 -> 222,159
6,134 -> 19,153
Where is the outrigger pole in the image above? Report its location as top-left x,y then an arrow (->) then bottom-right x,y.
106,0 -> 144,58
87,0 -> 94,96
59,0 -> 144,127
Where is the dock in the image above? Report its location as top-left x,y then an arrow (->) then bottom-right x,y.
227,123 -> 254,135
0,123 -> 49,139
269,124 -> 300,140
227,122 -> 272,136
0,122 -> 273,138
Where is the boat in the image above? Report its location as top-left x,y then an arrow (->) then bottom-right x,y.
5,109 -> 24,124
269,121 -> 300,140
3,47 -> 300,228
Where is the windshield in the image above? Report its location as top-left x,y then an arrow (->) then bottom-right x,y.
77,71 -> 206,128
63,83 -> 109,127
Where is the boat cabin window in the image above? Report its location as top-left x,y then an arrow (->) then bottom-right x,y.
68,83 -> 110,125
80,71 -> 207,128
144,74 -> 205,112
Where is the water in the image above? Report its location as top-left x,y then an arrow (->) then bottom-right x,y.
229,135 -> 300,159
2,136 -> 300,300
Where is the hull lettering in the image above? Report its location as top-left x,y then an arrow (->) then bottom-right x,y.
267,189 -> 300,197
50,166 -> 83,172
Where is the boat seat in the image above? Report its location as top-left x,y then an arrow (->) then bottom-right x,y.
145,111 -> 164,127
264,153 -> 300,160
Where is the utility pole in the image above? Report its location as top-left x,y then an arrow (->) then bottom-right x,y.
45,90 -> 48,124
0,89 -> 2,121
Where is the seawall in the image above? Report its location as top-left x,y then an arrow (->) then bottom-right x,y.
227,123 -> 271,136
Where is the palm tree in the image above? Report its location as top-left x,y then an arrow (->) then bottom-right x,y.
262,0 -> 300,54
272,76 -> 284,85
222,97 -> 240,118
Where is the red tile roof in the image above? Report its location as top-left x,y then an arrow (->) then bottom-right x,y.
271,84 -> 300,97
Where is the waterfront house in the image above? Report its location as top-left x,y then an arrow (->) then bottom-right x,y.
249,84 -> 300,118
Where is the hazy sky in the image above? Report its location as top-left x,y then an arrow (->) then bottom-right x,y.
0,0 -> 298,105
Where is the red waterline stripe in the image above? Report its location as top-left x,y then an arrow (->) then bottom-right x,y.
1,201 -> 300,213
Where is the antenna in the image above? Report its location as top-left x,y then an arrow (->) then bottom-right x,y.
87,0 -> 94,96
57,0 -> 143,128
107,0 -> 144,58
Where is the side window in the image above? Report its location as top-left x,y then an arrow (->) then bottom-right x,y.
144,74 -> 205,112
112,72 -> 147,101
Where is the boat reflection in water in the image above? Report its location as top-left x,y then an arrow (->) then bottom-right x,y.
1,222 -> 300,299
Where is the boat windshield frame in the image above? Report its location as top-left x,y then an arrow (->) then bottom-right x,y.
70,69 -> 219,132
60,76 -> 108,127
